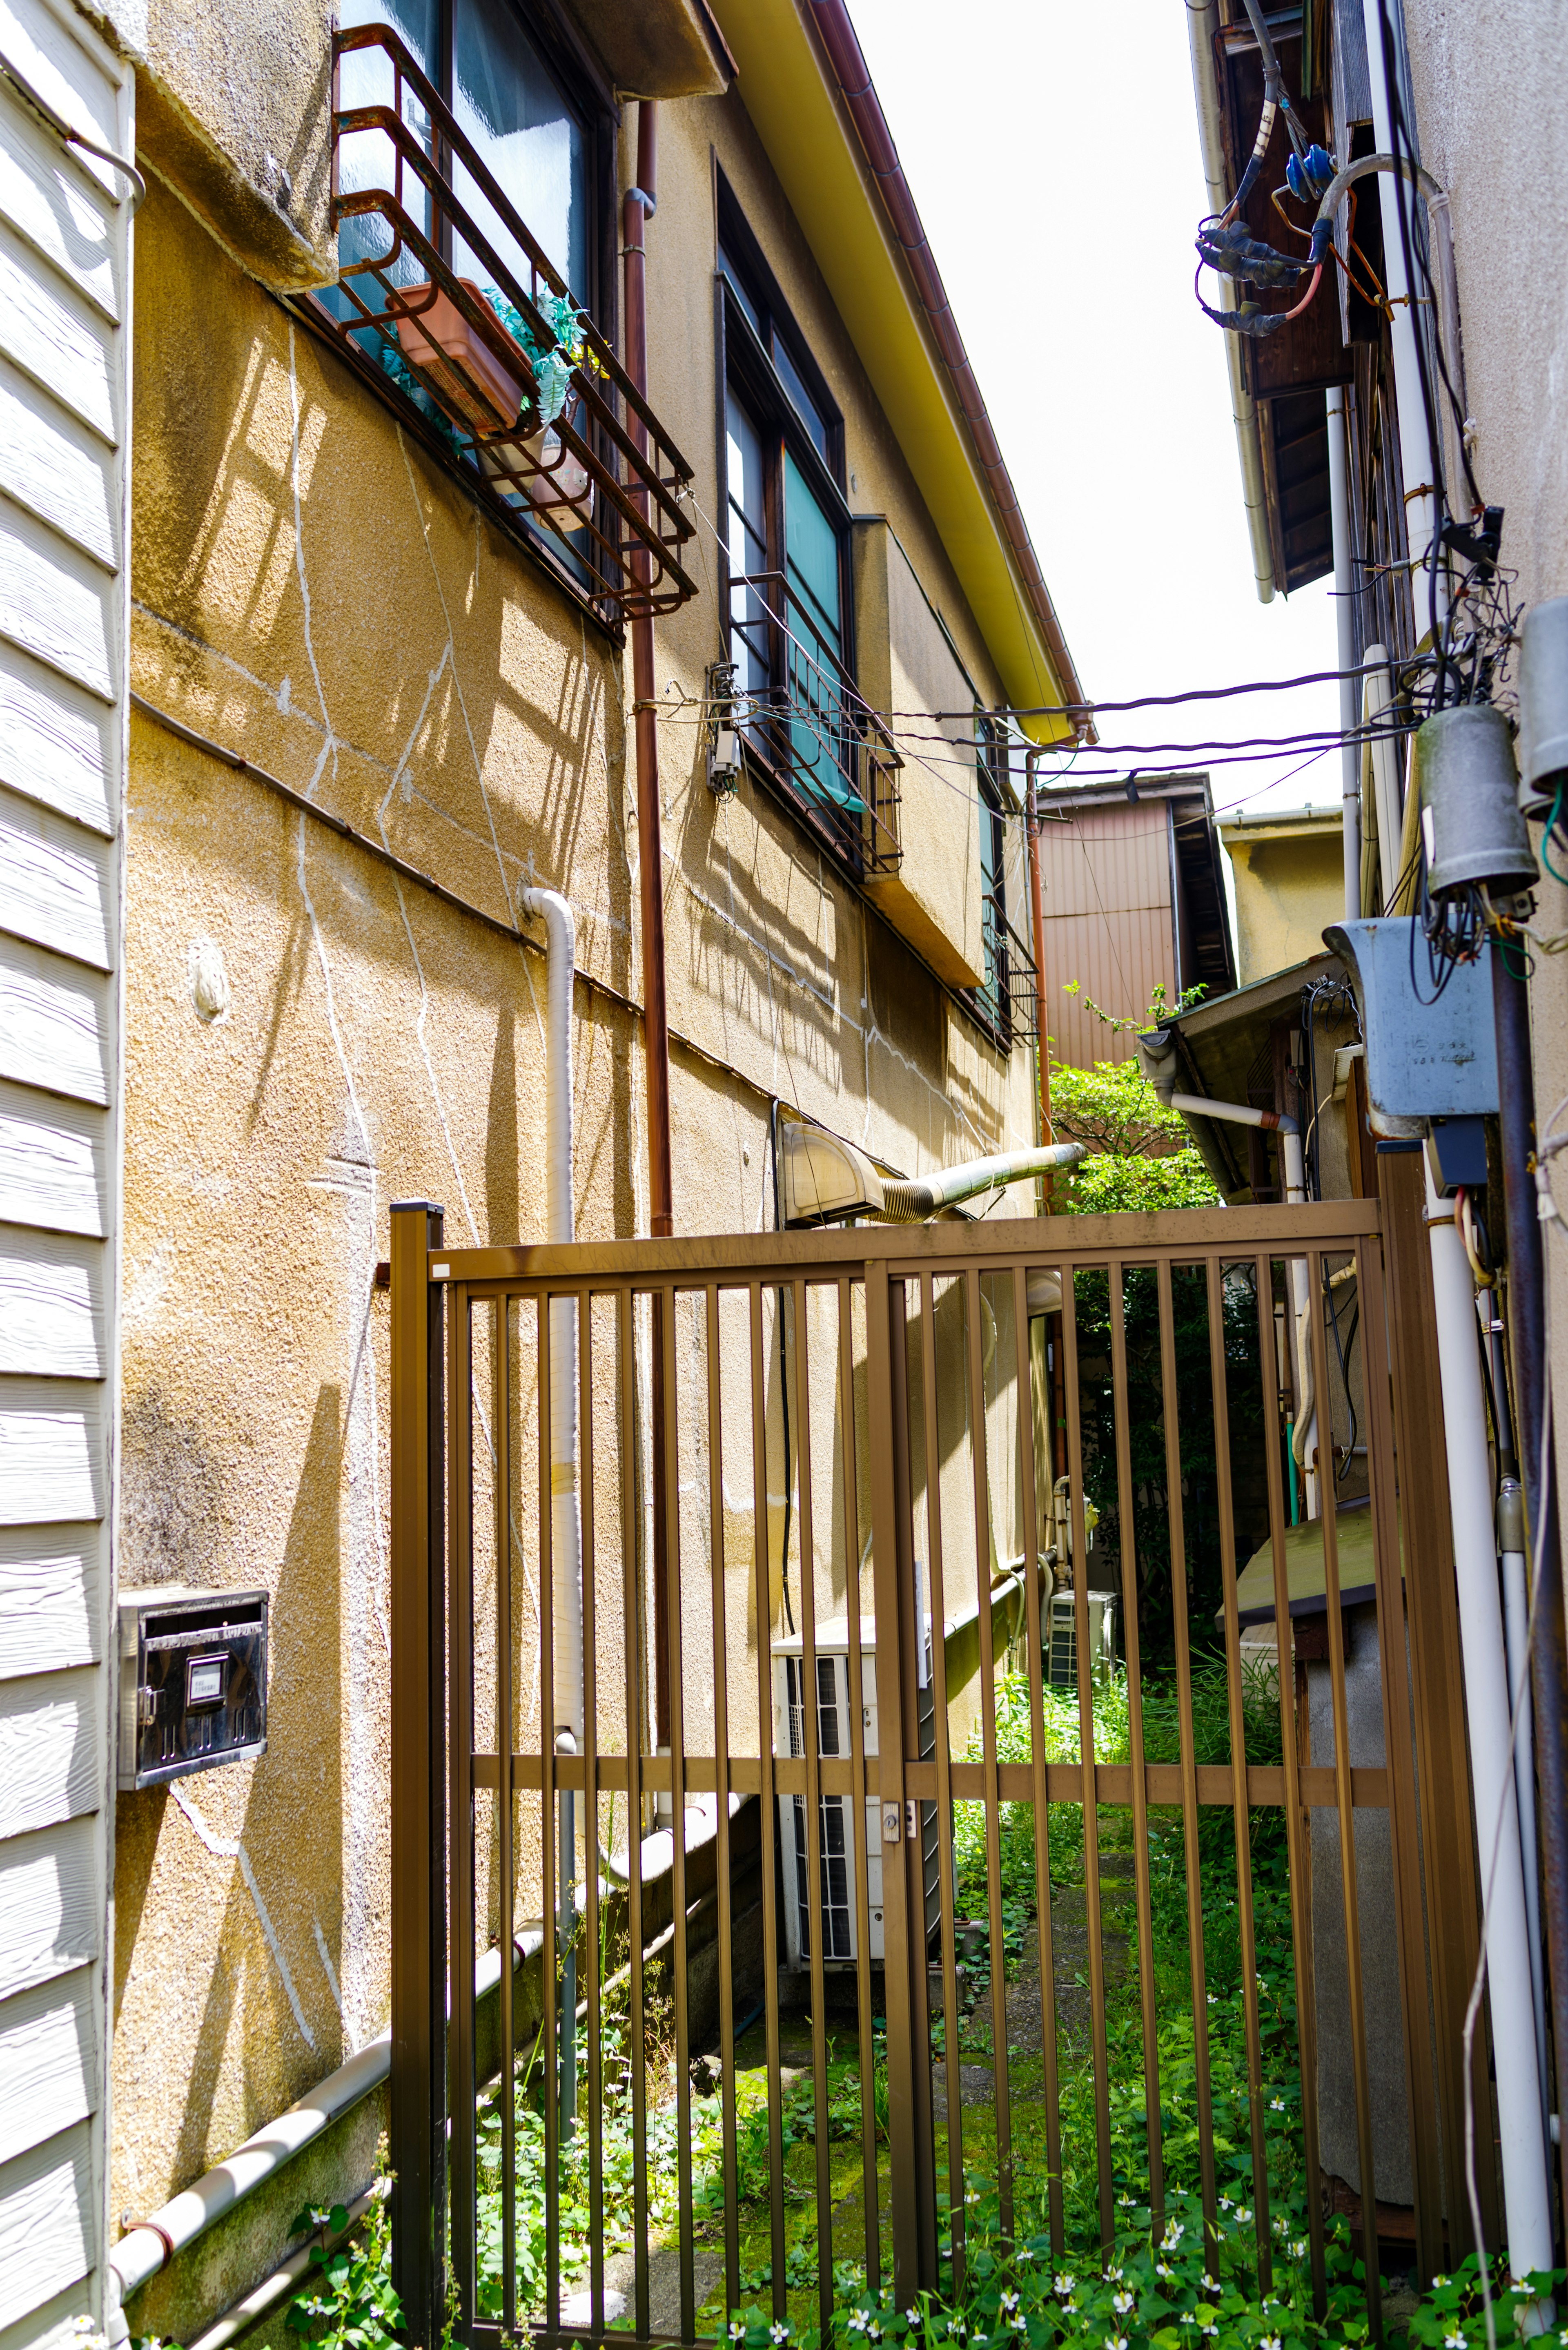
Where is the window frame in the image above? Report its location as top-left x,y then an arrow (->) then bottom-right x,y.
715,191 -> 861,875
962,713 -> 1015,1048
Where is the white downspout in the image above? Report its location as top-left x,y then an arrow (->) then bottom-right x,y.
522,886 -> 582,2137
1425,1168 -> 1554,2294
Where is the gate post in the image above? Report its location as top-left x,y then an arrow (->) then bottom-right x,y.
390,1201 -> 447,2342
865,1262 -> 932,2296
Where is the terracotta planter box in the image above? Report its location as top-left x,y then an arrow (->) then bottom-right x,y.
387,277 -> 527,437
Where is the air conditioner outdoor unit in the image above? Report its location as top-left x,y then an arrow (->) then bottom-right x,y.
771,1617 -> 944,1971
1044,1588 -> 1118,1691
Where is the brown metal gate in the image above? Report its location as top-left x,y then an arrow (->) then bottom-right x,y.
388,1191 -> 1489,2348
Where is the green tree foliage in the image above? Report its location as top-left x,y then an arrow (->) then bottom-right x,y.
1048,983 -> 1221,1219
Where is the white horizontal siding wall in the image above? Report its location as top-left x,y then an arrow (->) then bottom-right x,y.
0,0 -> 129,2339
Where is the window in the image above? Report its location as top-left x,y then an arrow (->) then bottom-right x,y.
337,0 -> 601,307
718,187 -> 861,864
972,716 -> 1014,1038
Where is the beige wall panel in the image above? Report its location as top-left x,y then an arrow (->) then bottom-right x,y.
0,2119 -> 93,2330
0,1817 -> 100,2002
0,1965 -> 97,2169
0,1382 -> 103,1526
0,223 -> 115,442
0,646 -> 117,836
0,1083 -> 107,1237
0,1527 -> 101,1680
0,105 -> 118,322
0,1225 -> 105,1378
0,785 -> 114,970
0,939 -> 112,1106
0,357 -> 115,567
0,1669 -> 100,1840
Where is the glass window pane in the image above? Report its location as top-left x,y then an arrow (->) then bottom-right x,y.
726,388 -> 768,701
784,453 -> 857,810
452,0 -> 587,302
718,244 -> 762,337
773,337 -> 829,463
336,0 -> 440,290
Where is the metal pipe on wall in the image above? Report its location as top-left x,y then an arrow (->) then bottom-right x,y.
1025,751 -> 1055,1210
622,100 -> 674,1746
1326,388 -> 1361,921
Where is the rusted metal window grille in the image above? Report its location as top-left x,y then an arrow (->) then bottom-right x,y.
322,23 -> 697,628
729,569 -> 903,878
390,1196 -> 1492,2348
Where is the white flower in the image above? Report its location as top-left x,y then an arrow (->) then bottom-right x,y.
1431,2278 -> 1450,2291
1444,2334 -> 1465,2349
1054,2277 -> 1076,2300
1270,2096 -> 1286,2113
731,2324 -> 747,2341
1291,2239 -> 1308,2259
907,2312 -> 920,2331
1256,1976 -> 1268,1991
1207,1992 -> 1218,2005
1261,2335 -> 1283,2350
1113,2292 -> 1135,2315
1237,2208 -> 1253,2225
1118,2193 -> 1136,2209
1218,2196 -> 1233,2212
1156,2263 -> 1175,2283
1202,2276 -> 1220,2294
1104,2337 -> 1128,2350
1202,2328 -> 1219,2340
771,2325 -> 790,2345
1163,2222 -> 1185,2249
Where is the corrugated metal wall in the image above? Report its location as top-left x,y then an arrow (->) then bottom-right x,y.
0,0 -> 130,2333
1035,803 -> 1176,1070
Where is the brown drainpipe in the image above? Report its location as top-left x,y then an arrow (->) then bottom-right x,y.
808,2 -> 1090,727
1025,750 -> 1054,1213
623,102 -> 673,1742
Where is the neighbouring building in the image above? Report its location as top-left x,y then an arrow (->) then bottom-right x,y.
0,0 -> 1088,2340
1219,803 -> 1344,987
1030,772 -> 1236,1071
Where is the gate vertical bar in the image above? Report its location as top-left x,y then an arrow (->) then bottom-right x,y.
1205,1256 -> 1272,2285
1154,1258 -> 1218,2245
748,1282 -> 788,2324
1378,1146 -> 1496,2254
962,1267 -> 1014,2230
837,1277 -> 880,2295
706,1285 -> 740,2316
1251,1253 -> 1326,2310
620,1288 -> 651,2340
390,1200 -> 446,2346
580,1289 -> 606,2336
1010,1265 -> 1065,2257
1105,1263 -> 1165,2235
495,1296 -> 517,2334
866,1260 -> 922,2296
1356,1237 -> 1447,2282
1060,1259 -> 1116,2247
790,1274 -> 836,2341
448,1275 -> 477,2328
659,1284 -> 696,2343
891,1274 -> 938,2279
922,1277 -> 969,2278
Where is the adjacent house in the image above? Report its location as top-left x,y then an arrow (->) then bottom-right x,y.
0,0 -> 1085,2339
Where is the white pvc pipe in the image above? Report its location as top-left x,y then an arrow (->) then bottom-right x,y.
1358,0 -> 1443,619
523,887 -> 583,1744
523,887 -> 583,2139
1499,1481 -> 1550,2132
1362,649 -> 1404,910
1326,388 -> 1361,923
1425,1169 -> 1553,2284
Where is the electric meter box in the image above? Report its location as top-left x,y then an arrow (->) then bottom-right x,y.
118,1585 -> 269,1790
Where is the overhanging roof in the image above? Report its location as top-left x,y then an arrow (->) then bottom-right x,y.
707,0 -> 1081,743
1158,948 -> 1344,1196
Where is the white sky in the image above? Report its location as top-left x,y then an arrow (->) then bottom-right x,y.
847,0 -> 1343,830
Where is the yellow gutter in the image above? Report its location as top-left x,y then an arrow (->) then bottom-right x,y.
708,0 -> 1076,746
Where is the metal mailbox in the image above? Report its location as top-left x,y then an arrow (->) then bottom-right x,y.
118,1585 -> 269,1790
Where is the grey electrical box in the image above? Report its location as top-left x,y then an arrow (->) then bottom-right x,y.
1322,918 -> 1499,1135
118,1585 -> 268,1790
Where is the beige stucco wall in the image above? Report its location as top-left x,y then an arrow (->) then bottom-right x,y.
114,47 -> 1043,2328
1219,815 -> 1344,987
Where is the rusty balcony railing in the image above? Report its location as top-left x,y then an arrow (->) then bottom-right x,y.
981,885 -> 1038,1041
324,21 -> 697,627
729,569 -> 903,878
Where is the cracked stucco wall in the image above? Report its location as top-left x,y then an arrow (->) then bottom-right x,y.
116,70 -> 1040,2325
